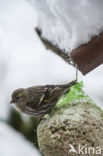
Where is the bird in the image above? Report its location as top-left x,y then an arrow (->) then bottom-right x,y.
10,81 -> 77,117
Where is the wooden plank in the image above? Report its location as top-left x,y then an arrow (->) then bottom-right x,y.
70,32 -> 103,75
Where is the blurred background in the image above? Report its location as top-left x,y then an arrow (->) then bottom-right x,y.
0,0 -> 103,155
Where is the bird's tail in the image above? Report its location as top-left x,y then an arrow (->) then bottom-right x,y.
62,80 -> 77,89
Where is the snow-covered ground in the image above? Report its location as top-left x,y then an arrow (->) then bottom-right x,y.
0,0 -> 103,155
0,122 -> 41,156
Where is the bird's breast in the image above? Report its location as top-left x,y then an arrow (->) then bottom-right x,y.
16,103 -> 25,111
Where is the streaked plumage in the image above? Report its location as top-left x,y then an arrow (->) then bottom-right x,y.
10,81 -> 77,117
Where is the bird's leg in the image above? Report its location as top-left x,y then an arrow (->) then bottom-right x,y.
38,116 -> 43,123
38,115 -> 45,123
38,114 -> 50,124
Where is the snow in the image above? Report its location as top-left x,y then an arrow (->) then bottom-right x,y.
30,0 -> 103,52
0,122 -> 41,156
0,0 -> 103,122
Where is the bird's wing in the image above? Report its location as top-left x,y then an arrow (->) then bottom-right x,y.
38,86 -> 65,108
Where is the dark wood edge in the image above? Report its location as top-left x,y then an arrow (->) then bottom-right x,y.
70,32 -> 103,75
35,27 -> 75,67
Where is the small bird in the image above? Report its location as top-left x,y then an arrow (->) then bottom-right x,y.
10,81 -> 77,117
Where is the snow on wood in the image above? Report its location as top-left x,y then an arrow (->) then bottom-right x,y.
35,27 -> 75,67
36,27 -> 103,75
30,0 -> 103,52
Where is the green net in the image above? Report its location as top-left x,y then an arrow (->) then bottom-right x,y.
57,81 -> 94,108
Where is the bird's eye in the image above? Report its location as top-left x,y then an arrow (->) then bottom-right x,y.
16,96 -> 20,100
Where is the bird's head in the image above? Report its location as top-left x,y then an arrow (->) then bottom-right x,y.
10,88 -> 28,106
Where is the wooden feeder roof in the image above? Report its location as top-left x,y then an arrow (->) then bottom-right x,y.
70,32 -> 103,75
36,28 -> 103,75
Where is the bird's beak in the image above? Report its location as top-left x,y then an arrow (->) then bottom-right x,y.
10,100 -> 13,104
